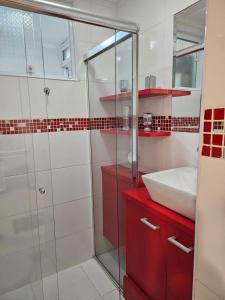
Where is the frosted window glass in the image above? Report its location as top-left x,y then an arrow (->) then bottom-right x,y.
0,7 -> 75,80
0,7 -> 26,75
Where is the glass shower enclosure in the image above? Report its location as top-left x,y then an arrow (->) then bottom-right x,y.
0,0 -> 139,299
86,31 -> 138,287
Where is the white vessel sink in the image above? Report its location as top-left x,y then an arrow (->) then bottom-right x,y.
142,167 -> 197,220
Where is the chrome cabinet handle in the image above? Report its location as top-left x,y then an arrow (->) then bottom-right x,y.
38,188 -> 46,195
168,236 -> 194,253
140,217 -> 160,230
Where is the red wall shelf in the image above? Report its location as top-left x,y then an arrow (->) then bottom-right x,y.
100,129 -> 171,137
99,88 -> 191,101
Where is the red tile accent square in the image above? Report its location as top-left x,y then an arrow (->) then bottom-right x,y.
203,122 -> 212,132
211,147 -> 222,158
214,108 -> 225,120
204,109 -> 212,120
202,146 -> 211,157
212,134 -> 223,146
203,134 -> 211,144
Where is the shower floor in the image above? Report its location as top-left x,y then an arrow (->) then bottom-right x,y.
0,259 -> 124,300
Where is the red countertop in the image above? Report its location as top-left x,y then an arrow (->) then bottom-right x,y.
124,187 -> 195,232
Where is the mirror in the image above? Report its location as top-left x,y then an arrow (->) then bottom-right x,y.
172,0 -> 206,132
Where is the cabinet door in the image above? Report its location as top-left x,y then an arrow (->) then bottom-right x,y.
126,200 -> 166,300
124,275 -> 150,300
162,223 -> 194,300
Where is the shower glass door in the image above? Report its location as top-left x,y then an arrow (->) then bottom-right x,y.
0,6 -> 59,300
87,30 -> 137,288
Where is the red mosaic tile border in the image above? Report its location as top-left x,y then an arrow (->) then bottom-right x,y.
0,116 -> 200,135
202,108 -> 225,159
138,116 -> 200,133
0,118 -> 122,135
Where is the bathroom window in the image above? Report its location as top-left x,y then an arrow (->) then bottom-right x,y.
0,6 -> 75,80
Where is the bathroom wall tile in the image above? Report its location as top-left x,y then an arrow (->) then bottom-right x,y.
88,81 -> 116,118
0,246 -> 42,295
165,0 -> 199,16
0,135 -> 30,177
0,174 -> 33,218
27,77 -> 47,119
0,76 -> 24,119
195,158 -> 225,298
211,147 -> 222,159
56,228 -> 94,271
172,90 -> 202,118
54,197 -> 93,239
46,80 -> 88,118
138,96 -> 171,117
93,195 -> 112,255
32,133 -> 51,172
139,132 -> 199,173
37,206 -> 55,244
204,109 -> 212,120
0,213 -> 37,256
212,134 -> 223,146
75,40 -> 94,81
40,240 -> 57,277
194,280 -> 223,300
49,131 -> 90,169
90,130 -> 116,164
35,170 -> 53,209
201,145 -> 211,157
52,165 -> 91,205
117,0 -> 166,32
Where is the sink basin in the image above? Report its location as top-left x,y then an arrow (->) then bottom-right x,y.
142,167 -> 197,220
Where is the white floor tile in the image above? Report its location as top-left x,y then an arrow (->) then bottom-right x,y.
0,259 -> 120,300
81,259 -> 116,296
102,290 -> 122,300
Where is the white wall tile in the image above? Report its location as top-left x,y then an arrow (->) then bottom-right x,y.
0,247 -> 42,295
194,280 -> 223,300
0,213 -> 37,256
32,133 -> 51,172
172,90 -> 202,117
49,131 -> 90,169
88,81 -> 116,118
52,165 -> 91,205
0,135 -> 30,176
139,96 -> 172,117
90,130 -> 116,163
54,197 -> 92,238
0,76 -> 25,119
117,0 -> 166,33
27,78 -> 47,119
46,79 -> 88,118
40,240 -> 57,277
0,174 -> 33,218
56,228 -> 94,271
35,170 -> 53,209
139,132 -> 199,173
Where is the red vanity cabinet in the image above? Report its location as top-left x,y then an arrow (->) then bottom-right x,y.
162,222 -> 194,300
126,199 -> 167,300
124,187 -> 195,300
